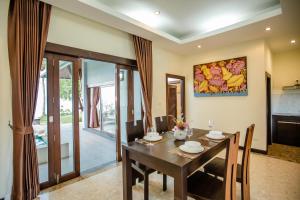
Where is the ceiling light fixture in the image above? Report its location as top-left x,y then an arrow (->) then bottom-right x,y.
265,27 -> 271,31
197,45 -> 202,48
154,10 -> 160,15
290,39 -> 296,44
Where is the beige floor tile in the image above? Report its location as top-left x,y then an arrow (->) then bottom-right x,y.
38,151 -> 300,200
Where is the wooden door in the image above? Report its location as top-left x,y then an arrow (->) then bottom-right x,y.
167,85 -> 177,118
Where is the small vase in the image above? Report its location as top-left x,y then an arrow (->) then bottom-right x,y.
174,129 -> 187,140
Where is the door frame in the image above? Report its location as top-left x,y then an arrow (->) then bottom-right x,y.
266,72 -> 272,150
45,42 -> 137,164
40,53 -> 81,189
53,54 -> 81,183
165,73 -> 186,120
115,65 -> 137,161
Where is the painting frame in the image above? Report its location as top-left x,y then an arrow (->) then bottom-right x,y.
193,56 -> 248,97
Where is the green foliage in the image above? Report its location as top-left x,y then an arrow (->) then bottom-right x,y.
60,79 -> 73,100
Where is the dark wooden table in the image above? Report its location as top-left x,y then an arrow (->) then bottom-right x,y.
122,128 -> 232,200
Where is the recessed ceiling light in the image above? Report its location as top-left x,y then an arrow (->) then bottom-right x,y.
197,45 -> 202,48
154,10 -> 160,15
265,27 -> 271,31
290,39 -> 296,44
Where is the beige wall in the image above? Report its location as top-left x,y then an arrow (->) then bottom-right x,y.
182,40 -> 268,150
0,0 -> 13,198
272,48 -> 300,90
271,48 -> 300,114
152,45 -> 183,119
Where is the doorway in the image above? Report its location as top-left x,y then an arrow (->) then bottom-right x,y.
166,74 -> 185,122
266,72 -> 272,147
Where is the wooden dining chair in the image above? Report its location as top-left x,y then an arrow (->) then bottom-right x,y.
126,120 -> 167,200
155,116 -> 171,133
187,132 -> 240,200
203,124 -> 255,200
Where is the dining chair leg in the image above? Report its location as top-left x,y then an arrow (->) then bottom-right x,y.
163,174 -> 167,191
241,181 -> 250,200
144,173 -> 149,200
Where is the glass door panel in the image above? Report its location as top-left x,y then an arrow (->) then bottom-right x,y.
34,58 -> 49,184
133,70 -> 142,121
58,60 -> 75,176
101,85 -> 116,135
119,69 -> 128,144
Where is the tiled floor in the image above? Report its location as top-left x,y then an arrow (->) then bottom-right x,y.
38,123 -> 116,183
268,143 -> 300,163
37,150 -> 300,200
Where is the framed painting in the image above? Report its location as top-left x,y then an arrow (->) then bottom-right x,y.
193,56 -> 247,97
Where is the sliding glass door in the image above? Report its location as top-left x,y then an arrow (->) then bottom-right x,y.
116,65 -> 142,160
34,53 -> 80,189
34,53 -> 141,188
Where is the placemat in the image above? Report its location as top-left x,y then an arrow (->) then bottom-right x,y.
136,136 -> 167,145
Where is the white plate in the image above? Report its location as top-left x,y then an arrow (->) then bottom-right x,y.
179,145 -> 204,154
143,135 -> 162,142
206,133 -> 225,140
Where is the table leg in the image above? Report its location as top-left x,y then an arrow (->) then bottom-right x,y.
174,169 -> 187,200
122,147 -> 132,200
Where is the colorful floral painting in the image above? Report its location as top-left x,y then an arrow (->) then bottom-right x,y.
194,57 -> 247,97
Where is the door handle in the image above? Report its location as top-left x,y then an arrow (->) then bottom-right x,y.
49,115 -> 54,123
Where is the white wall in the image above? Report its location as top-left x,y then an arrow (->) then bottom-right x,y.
48,8 -> 135,60
272,48 -> 300,114
0,0 -> 13,198
182,40 -> 268,151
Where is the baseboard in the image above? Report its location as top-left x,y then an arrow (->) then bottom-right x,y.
239,146 -> 267,154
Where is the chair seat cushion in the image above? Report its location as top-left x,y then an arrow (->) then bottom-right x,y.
187,171 -> 223,200
203,157 -> 242,182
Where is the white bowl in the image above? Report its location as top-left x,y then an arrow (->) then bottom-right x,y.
209,130 -> 223,136
147,132 -> 159,137
179,144 -> 204,154
143,135 -> 162,142
184,141 -> 201,148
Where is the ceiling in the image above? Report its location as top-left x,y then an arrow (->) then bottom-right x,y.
94,0 -> 281,40
42,0 -> 300,54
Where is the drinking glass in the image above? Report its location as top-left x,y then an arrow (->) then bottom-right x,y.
208,120 -> 214,131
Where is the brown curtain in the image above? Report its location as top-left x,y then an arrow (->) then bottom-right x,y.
133,35 -> 153,130
7,0 -> 52,199
89,87 -> 101,128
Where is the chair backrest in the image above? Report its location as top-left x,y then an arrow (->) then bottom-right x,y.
241,124 -> 255,200
126,120 -> 144,143
155,116 -> 169,133
223,132 -> 240,200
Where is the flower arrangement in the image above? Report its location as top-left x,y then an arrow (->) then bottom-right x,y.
173,115 -> 189,131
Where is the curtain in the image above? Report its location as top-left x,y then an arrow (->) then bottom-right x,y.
132,35 -> 153,130
89,87 -> 101,128
7,0 -> 51,199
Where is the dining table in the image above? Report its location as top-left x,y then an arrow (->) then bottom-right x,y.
122,128 -> 233,200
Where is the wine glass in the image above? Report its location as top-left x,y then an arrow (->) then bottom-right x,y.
147,127 -> 154,146
208,120 -> 214,131
187,127 -> 193,139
